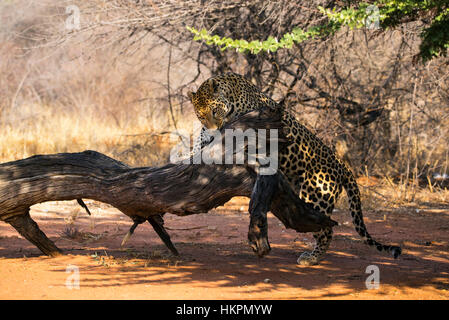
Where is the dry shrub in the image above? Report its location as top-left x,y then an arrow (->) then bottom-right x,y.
0,1 -> 200,166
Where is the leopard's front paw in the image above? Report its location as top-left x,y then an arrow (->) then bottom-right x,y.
248,234 -> 271,257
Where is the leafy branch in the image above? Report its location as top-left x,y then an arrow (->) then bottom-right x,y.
186,24 -> 338,54
187,1 -> 448,62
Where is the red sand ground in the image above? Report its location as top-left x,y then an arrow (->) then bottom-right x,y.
0,197 -> 448,300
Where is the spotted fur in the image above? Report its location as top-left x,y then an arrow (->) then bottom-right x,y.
188,73 -> 401,265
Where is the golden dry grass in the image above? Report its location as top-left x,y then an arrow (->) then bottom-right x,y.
333,176 -> 449,211
0,103 -> 197,167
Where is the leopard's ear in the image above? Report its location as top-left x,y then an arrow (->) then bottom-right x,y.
210,79 -> 219,92
187,91 -> 196,102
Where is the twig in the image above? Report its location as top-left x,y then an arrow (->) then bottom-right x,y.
165,226 -> 208,231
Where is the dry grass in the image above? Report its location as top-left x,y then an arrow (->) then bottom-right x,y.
0,102 -> 197,167
334,176 -> 449,212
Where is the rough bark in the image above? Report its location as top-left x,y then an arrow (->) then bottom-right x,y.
0,108 -> 337,257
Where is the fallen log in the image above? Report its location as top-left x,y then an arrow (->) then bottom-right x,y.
0,108 -> 337,257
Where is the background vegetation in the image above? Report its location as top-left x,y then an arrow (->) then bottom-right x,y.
0,0 -> 448,204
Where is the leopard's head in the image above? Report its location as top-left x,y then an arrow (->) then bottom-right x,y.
187,77 -> 228,130
187,73 -> 265,130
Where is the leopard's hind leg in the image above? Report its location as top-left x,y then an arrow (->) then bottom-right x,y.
298,227 -> 333,266
297,204 -> 335,266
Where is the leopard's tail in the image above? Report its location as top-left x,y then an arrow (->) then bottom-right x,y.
342,169 -> 401,259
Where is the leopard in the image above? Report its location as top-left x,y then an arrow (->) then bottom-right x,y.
187,72 -> 401,266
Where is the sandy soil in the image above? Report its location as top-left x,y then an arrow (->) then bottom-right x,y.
0,197 -> 448,300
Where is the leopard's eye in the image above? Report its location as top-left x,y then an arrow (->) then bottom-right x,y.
201,116 -> 210,124
212,108 -> 221,119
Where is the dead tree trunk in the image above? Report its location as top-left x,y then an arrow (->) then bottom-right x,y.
0,108 -> 337,257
